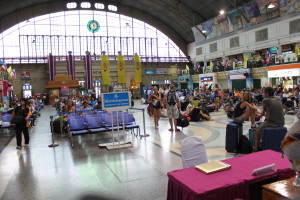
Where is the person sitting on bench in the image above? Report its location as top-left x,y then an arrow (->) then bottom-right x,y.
254,87 -> 285,152
232,92 -> 257,128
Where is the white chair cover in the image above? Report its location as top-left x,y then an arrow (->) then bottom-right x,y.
181,136 -> 208,168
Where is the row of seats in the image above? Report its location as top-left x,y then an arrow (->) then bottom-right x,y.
68,111 -> 140,136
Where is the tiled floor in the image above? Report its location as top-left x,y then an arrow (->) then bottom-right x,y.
0,101 -> 297,200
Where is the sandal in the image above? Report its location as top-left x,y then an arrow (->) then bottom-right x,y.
168,128 -> 174,131
175,129 -> 180,131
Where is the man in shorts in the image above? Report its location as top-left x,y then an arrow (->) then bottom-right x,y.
254,87 -> 285,151
163,85 -> 180,131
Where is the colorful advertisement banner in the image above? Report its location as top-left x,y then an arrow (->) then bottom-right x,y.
134,54 -> 142,83
21,71 -> 30,80
100,55 -> 111,85
117,55 -> 126,84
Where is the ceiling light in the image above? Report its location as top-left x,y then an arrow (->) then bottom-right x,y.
202,30 -> 207,33
268,3 -> 275,9
219,10 -> 225,15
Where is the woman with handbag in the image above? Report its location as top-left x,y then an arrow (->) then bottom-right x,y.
11,98 -> 31,150
148,87 -> 162,129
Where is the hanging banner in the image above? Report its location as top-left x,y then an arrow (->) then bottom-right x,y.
84,52 -> 93,90
47,54 -> 56,81
100,55 -> 111,85
117,54 -> 126,84
134,54 -> 142,83
66,53 -> 76,80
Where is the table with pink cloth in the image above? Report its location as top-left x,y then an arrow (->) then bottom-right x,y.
167,150 -> 295,200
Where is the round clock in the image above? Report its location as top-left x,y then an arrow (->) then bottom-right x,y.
87,20 -> 100,32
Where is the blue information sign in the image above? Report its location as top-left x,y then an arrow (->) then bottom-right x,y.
102,92 -> 130,110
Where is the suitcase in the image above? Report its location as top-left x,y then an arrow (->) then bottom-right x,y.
262,127 -> 287,152
225,122 -> 243,153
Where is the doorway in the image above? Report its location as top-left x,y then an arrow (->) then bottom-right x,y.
232,80 -> 246,90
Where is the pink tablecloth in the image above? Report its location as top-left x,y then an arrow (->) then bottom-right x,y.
167,150 -> 295,200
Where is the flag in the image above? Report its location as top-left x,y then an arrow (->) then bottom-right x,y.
100,55 -> 111,85
243,54 -> 248,67
117,54 -> 126,84
134,54 -> 142,83
12,69 -> 16,79
84,52 -> 93,90
224,58 -> 230,70
1,63 -> 7,71
295,44 -> 299,56
209,61 -> 214,71
7,66 -> 12,77
66,54 -> 76,80
47,54 -> 56,81
185,65 -> 189,71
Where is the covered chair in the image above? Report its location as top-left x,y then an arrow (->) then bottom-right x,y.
181,136 -> 208,168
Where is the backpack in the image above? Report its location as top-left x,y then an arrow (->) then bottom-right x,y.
238,135 -> 253,154
167,91 -> 177,105
177,114 -> 189,128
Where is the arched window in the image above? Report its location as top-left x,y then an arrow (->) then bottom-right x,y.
0,10 -> 187,63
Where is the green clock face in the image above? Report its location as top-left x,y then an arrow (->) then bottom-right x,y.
87,20 -> 100,32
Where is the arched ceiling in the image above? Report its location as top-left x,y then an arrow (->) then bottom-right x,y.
0,0 -> 252,55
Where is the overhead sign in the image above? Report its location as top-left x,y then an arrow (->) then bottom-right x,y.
228,69 -> 250,75
268,68 -> 300,78
61,85 -> 69,92
216,72 -> 227,80
145,69 -> 155,75
156,68 -> 168,75
200,77 -> 213,82
230,74 -> 246,80
102,92 -> 131,110
253,67 -> 267,78
21,71 -> 31,80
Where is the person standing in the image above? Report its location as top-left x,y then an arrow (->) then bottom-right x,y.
148,87 -> 161,129
213,86 -> 220,111
163,85 -> 180,131
12,98 -> 31,150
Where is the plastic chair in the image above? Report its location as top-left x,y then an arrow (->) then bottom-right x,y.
82,113 -> 95,122
102,113 -> 122,131
69,117 -> 89,135
85,115 -> 106,133
181,136 -> 208,168
124,113 -> 140,136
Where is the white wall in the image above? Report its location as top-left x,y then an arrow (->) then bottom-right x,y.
187,42 -> 196,62
194,15 -> 300,62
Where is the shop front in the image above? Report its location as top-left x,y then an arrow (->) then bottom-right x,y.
268,64 -> 300,89
178,75 -> 193,91
199,73 -> 216,89
228,69 -> 253,90
45,75 -> 81,105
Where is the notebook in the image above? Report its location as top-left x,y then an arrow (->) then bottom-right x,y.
195,161 -> 231,174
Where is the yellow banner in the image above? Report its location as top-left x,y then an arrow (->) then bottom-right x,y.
100,55 -> 111,85
117,55 -> 126,84
134,55 -> 142,83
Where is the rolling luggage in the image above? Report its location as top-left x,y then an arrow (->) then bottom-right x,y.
225,122 -> 243,153
262,127 -> 287,152
249,128 -> 256,147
